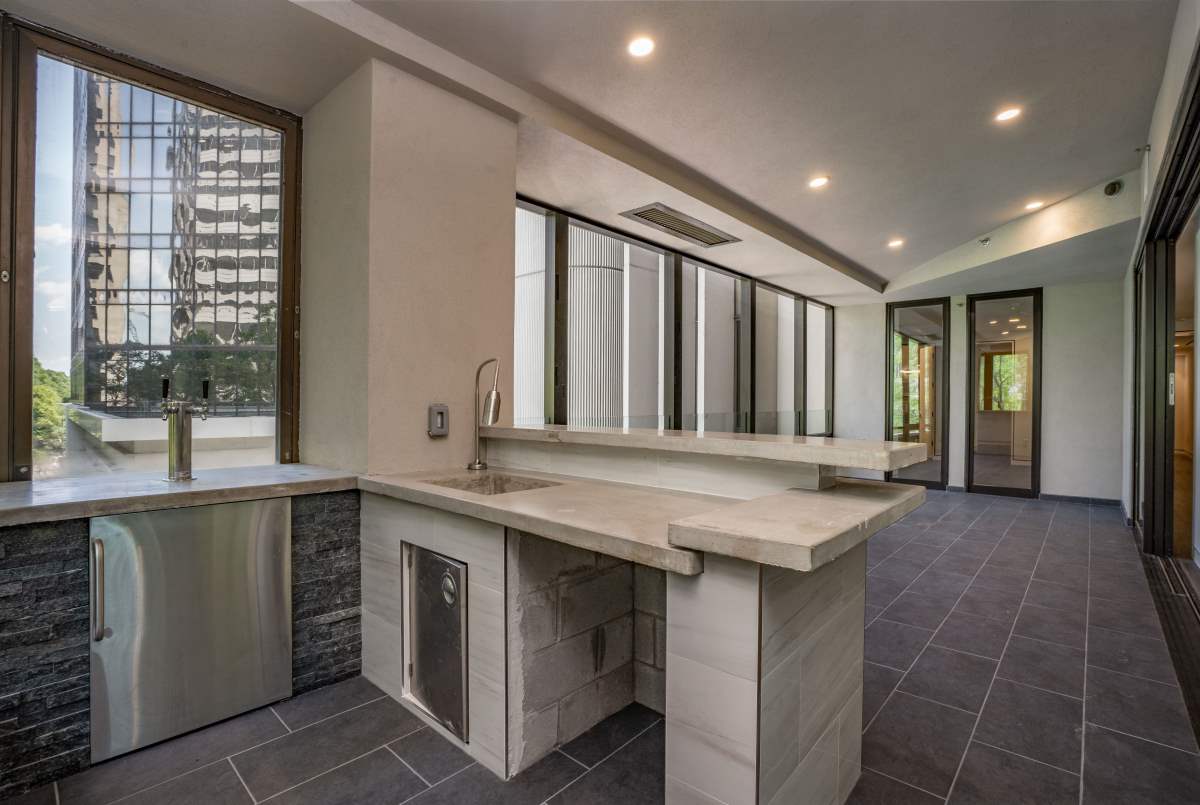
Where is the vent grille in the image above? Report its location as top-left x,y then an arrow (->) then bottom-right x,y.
619,203 -> 740,248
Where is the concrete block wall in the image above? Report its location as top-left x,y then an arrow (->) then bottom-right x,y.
633,565 -> 666,713
506,530 -> 635,773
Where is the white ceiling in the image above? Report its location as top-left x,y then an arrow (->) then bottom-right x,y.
361,0 -> 1176,292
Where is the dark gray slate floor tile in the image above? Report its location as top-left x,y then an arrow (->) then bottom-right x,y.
1033,561 -> 1089,593
948,741 -> 1078,805
1024,579 -> 1087,614
548,720 -> 662,805
958,529 -> 1003,545
231,697 -> 423,800
973,564 -> 1033,594
891,543 -> 946,568
865,619 -> 933,671
910,530 -> 960,549
1038,544 -> 1090,567
880,592 -> 955,631
864,662 -> 904,726
847,768 -> 942,804
120,760 -> 252,805
930,553 -> 987,577
270,748 -> 426,805
954,584 -> 1023,625
1087,627 -> 1178,685
1085,665 -> 1198,753
996,635 -> 1084,698
1012,603 -> 1086,649
1082,723 -> 1200,805
3,785 -> 56,805
558,703 -> 660,767
943,540 -> 994,559
271,676 -> 384,731
865,604 -> 884,625
870,558 -> 933,587
58,707 -> 286,804
1088,570 -> 1152,605
933,611 -> 1012,660
861,691 -> 976,797
406,750 -> 581,805
906,570 -> 973,604
975,678 -> 1082,772
866,575 -> 909,609
389,727 -> 474,786
899,645 -> 997,713
985,549 -> 1039,572
1087,595 -> 1163,638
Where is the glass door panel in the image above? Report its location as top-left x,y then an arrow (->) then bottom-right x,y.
888,300 -> 948,487
754,286 -> 800,435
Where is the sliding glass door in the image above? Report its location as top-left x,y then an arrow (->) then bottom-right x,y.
886,299 -> 949,488
967,289 -> 1042,497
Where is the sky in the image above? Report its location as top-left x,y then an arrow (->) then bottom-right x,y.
34,55 -> 76,374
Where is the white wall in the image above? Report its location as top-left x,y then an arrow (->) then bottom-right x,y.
833,303 -> 886,479
301,59 -> 517,474
834,282 -> 1125,499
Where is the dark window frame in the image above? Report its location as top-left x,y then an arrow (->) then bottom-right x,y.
0,15 -> 302,482
884,297 -> 951,489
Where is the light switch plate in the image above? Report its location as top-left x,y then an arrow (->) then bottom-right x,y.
427,403 -> 449,437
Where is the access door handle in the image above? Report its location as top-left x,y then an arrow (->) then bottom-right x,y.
91,539 -> 105,642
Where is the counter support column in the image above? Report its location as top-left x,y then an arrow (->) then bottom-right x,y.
665,544 -> 866,805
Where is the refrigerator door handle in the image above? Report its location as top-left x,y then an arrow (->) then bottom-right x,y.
91,539 -> 105,642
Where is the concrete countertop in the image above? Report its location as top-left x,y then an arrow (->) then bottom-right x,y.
0,464 -> 358,527
359,469 -> 716,575
668,479 -> 926,571
481,424 -> 928,471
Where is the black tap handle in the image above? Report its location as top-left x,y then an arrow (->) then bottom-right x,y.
161,377 -> 170,400
201,378 -> 210,401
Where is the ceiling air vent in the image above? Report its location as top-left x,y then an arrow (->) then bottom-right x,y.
619,203 -> 740,248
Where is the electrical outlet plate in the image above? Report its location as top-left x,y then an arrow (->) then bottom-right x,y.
427,403 -> 449,437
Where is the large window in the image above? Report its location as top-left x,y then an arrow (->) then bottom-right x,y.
512,203 -> 833,437
3,22 -> 300,482
886,299 -> 949,487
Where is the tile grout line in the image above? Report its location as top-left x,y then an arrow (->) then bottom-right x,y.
228,757 -> 258,805
383,744 -> 432,788
256,745 -> 391,803
972,738 -> 1080,776
1084,720 -> 1200,757
992,674 -> 1083,702
227,694 -> 391,761
396,761 -> 477,805
539,718 -> 664,804
861,765 -> 949,802
889,689 -> 979,719
106,757 -> 237,805
268,706 -> 292,733
944,501 -> 1058,802
555,748 -> 590,771
862,498 -> 1013,734
1078,506 -> 1093,805
1083,661 -> 1185,688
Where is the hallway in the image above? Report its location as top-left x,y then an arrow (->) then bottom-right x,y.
854,491 -> 1200,804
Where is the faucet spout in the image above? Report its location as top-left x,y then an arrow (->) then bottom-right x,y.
468,358 -> 501,471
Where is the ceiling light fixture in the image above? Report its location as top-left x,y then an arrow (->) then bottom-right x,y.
995,107 -> 1022,122
1016,324 -> 1028,330
1001,331 -> 1010,336
808,175 -> 830,189
887,238 -> 905,249
1009,317 -> 1021,323
989,320 -> 999,325
627,36 -> 655,58
1025,200 -> 1044,211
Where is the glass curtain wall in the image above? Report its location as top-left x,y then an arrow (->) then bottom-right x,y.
887,300 -> 948,486
754,285 -> 802,435
32,55 -> 282,478
513,204 -> 548,426
805,300 -> 833,435
681,260 -> 751,432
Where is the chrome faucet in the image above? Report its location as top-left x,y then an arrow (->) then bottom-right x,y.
160,377 -> 210,481
468,358 -> 501,471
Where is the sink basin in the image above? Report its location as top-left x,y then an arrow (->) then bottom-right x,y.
426,473 -> 561,496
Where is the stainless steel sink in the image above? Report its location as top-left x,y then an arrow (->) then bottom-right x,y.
426,473 -> 560,495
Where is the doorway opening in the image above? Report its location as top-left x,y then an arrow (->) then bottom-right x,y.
1173,207 -> 1197,562
966,289 -> 1042,497
885,299 -> 950,489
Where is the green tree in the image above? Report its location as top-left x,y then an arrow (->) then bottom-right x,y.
32,357 -> 70,454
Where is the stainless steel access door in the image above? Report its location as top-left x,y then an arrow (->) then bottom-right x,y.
409,545 -> 468,741
90,498 -> 292,762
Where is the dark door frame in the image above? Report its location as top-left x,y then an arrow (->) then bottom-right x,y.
965,288 -> 1043,498
884,297 -> 951,489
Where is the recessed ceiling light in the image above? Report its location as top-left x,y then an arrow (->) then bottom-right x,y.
995,107 -> 1022,122
808,175 -> 830,189
1009,317 -> 1021,323
1016,324 -> 1028,330
887,238 -> 905,249
1001,331 -> 1010,336
627,36 -> 655,58
1024,200 -> 1044,211
989,320 -> 999,325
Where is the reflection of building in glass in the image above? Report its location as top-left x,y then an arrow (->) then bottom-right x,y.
70,69 -> 280,416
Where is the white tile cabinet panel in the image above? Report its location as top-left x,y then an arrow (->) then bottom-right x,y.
359,492 -> 507,778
